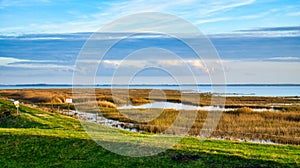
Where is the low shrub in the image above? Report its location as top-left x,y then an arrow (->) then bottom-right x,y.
98,101 -> 117,108
227,107 -> 253,115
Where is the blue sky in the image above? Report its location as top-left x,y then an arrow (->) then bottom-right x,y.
0,0 -> 299,35
0,0 -> 300,85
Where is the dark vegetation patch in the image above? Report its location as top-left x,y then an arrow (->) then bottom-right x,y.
170,153 -> 200,162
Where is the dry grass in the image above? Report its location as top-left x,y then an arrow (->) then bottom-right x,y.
212,110 -> 300,144
98,101 -> 117,108
99,106 -> 300,144
98,106 -> 300,144
1,89 -> 299,107
0,89 -> 69,104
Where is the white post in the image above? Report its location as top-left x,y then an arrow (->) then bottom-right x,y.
14,101 -> 20,115
66,98 -> 72,115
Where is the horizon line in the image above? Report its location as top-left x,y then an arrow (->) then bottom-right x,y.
1,83 -> 300,86
1,31 -> 300,38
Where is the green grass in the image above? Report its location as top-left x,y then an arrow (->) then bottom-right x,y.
0,99 -> 299,168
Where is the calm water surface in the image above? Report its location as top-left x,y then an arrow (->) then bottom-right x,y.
0,84 -> 300,96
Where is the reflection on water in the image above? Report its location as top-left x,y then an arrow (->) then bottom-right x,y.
118,101 -> 278,112
119,102 -> 202,110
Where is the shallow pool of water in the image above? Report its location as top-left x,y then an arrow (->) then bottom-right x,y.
71,110 -> 139,132
118,101 -> 278,112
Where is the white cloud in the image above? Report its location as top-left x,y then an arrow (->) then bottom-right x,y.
0,57 -> 28,66
5,63 -> 73,70
198,0 -> 256,16
196,9 -> 276,25
0,0 -> 51,9
286,12 -> 300,16
2,57 -> 300,84
223,60 -> 300,83
268,57 -> 300,61
102,60 -> 121,68
0,57 -> 73,70
96,59 -> 300,84
99,59 -> 210,75
210,31 -> 300,38
196,17 -> 232,24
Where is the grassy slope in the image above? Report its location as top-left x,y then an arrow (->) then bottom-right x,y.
0,99 -> 299,168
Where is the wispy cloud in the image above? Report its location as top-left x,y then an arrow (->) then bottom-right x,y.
4,63 -> 73,70
196,17 -> 232,24
286,12 -> 300,16
1,0 -> 299,36
0,0 -> 260,34
0,57 -> 28,66
238,26 -> 300,32
197,0 -> 256,16
0,57 -> 73,70
227,26 -> 300,37
0,0 -> 51,9
196,8 -> 277,25
268,57 -> 300,61
90,0 -> 258,30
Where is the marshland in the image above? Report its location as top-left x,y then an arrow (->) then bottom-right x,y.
1,88 -> 300,167
1,88 -> 299,145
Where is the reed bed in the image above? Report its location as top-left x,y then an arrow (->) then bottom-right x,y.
95,106 -> 300,144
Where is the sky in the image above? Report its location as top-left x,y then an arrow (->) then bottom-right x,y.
0,0 -> 299,35
0,0 -> 300,84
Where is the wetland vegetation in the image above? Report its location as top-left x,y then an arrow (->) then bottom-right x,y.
0,97 -> 299,167
1,89 -> 299,145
